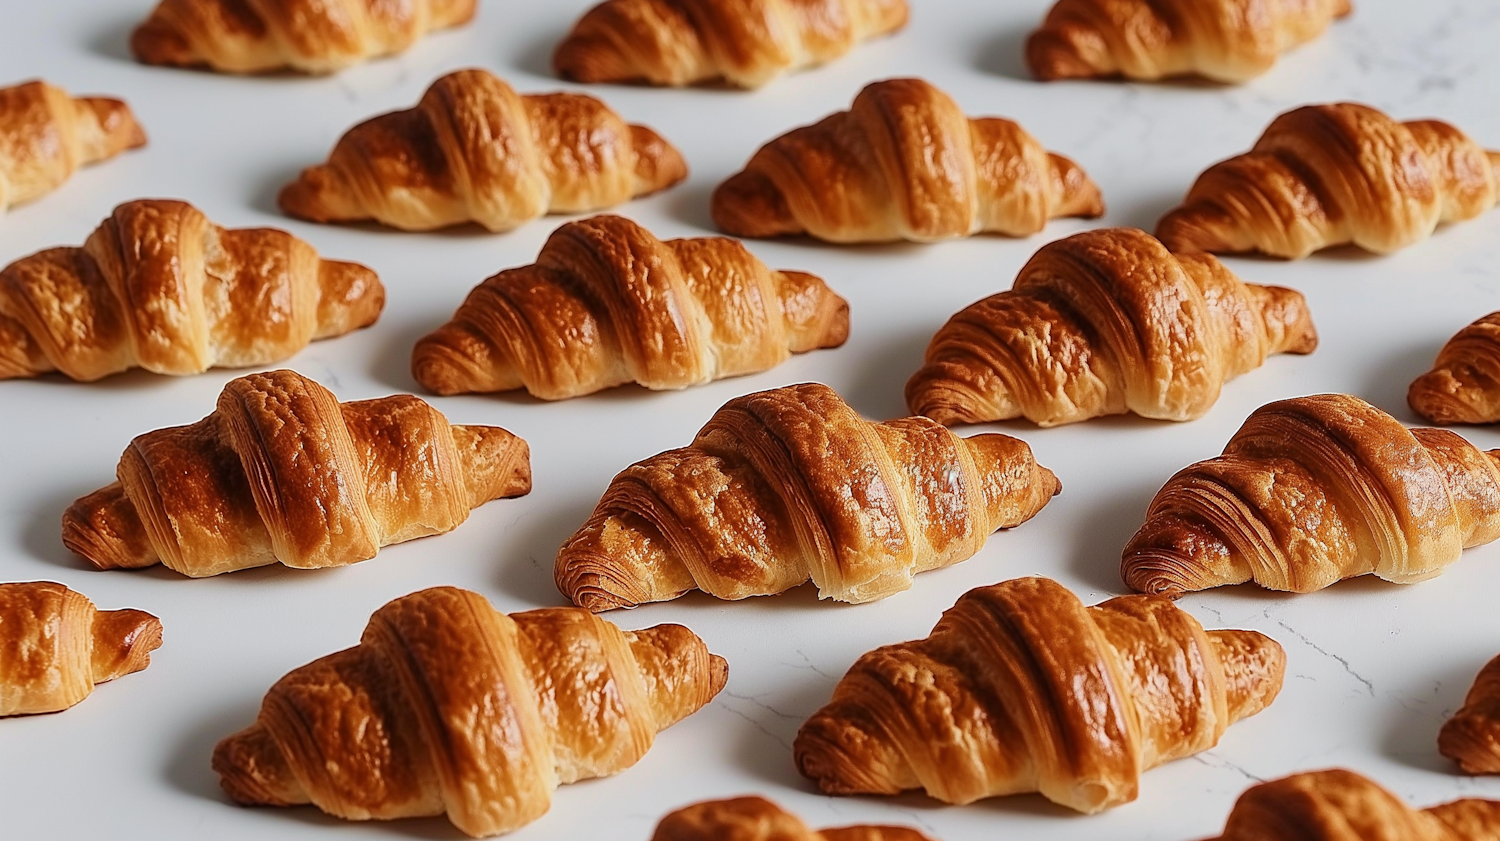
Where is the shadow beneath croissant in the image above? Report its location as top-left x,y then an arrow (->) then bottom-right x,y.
1062,482 -> 1160,594
492,498 -> 600,608
1379,652 -> 1490,775
1356,337 -> 1445,426
370,318 -> 446,394
972,26 -> 1035,81
249,163 -> 308,218
86,15 -> 140,64
663,182 -> 719,234
24,486 -> 98,570
509,31 -> 567,81
844,328 -> 935,421
1115,191 -> 1188,234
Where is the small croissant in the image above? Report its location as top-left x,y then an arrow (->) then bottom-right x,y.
1439,654 -> 1500,774
1123,394 -> 1500,597
554,0 -> 910,89
62,369 -> 531,577
1157,103 -> 1500,258
711,78 -> 1103,243
0,199 -> 383,382
795,576 -> 1284,814
652,796 -> 934,841
213,586 -> 726,838
556,382 -> 1059,611
0,80 -> 145,213
279,69 -> 688,232
1409,312 -> 1500,425
906,228 -> 1318,427
0,581 -> 162,716
413,215 -> 849,400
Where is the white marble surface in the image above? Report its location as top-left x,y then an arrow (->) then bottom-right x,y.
4,1 -> 1500,839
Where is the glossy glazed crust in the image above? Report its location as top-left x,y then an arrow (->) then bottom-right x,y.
1157,103 -> 1500,258
411,215 -> 849,400
1027,0 -> 1351,83
60,369 -> 531,577
710,78 -> 1103,243
130,0 -> 477,74
212,586 -> 727,838
906,228 -> 1318,427
794,576 -> 1284,814
0,199 -> 383,381
553,0 -> 910,89
651,796 -> 933,841
1410,312 -> 1500,425
278,69 -> 688,232
1122,394 -> 1500,596
0,80 -> 146,212
1439,654 -> 1500,774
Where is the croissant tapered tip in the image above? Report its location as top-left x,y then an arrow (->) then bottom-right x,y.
79,97 -> 148,154
129,15 -> 200,68
90,607 -> 164,683
452,425 -> 532,507
62,482 -> 159,571
1439,711 -> 1500,774
213,723 -> 306,807
1049,153 -> 1106,218
1025,26 -> 1107,82
711,170 -> 803,238
314,260 -> 385,338
630,124 -> 689,197
794,706 -> 905,797
1209,629 -> 1286,722
1409,371 -> 1495,425
905,360 -> 1015,425
278,166 -> 356,224
553,30 -> 634,84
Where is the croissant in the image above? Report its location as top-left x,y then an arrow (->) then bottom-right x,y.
652,796 -> 933,841
61,369 -> 531,578
794,575 -> 1284,813
412,215 -> 849,400
1409,312 -> 1500,425
0,581 -> 162,716
278,69 -> 688,232
1122,393 -> 1500,597
905,228 -> 1318,427
0,80 -> 145,214
0,200 -> 383,382
130,0 -> 476,74
1026,0 -> 1352,83
711,78 -> 1103,243
554,0 -> 910,89
1156,103 -> 1500,258
213,586 -> 726,838
556,382 -> 1059,611
1439,654 -> 1500,774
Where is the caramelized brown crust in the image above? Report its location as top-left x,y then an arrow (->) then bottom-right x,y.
61,369 -> 531,577
1410,312 -> 1500,425
906,228 -> 1318,427
412,215 -> 849,400
212,586 -> 726,838
651,796 -> 933,841
556,382 -> 1060,611
0,80 -> 145,213
278,69 -> 688,232
794,576 -> 1284,814
1439,654 -> 1500,774
1122,394 -> 1500,596
711,78 -> 1103,243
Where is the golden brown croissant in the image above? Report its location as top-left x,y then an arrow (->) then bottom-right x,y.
1157,103 -> 1500,258
130,0 -> 476,74
412,215 -> 849,400
278,69 -> 688,232
554,0 -> 910,89
1439,654 -> 1500,775
0,199 -> 383,382
1027,0 -> 1351,83
213,586 -> 726,838
62,369 -> 531,578
1409,312 -> 1500,425
0,581 -> 162,716
0,80 -> 145,213
711,78 -> 1103,243
795,576 -> 1284,814
556,382 -> 1059,611
1122,393 -> 1500,596
651,796 -> 934,841
906,228 -> 1318,427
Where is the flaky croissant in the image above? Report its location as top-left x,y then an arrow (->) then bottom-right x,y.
131,0 -> 476,74
413,215 -> 849,400
652,796 -> 933,841
795,576 -> 1284,814
1439,654 -> 1500,775
711,78 -> 1103,243
906,228 -> 1317,427
0,199 -> 383,382
556,382 -> 1059,611
0,80 -> 145,214
554,0 -> 910,89
1027,0 -> 1351,83
279,69 -> 688,232
62,369 -> 531,578
1157,103 -> 1500,258
1409,312 -> 1500,425
1123,394 -> 1500,596
213,586 -> 726,838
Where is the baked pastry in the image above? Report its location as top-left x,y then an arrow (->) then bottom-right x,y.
1439,653 -> 1500,774
0,581 -> 162,716
0,199 -> 384,382
794,576 -> 1284,813
213,586 -> 726,838
554,0 -> 910,89
62,369 -> 531,577
279,69 -> 687,232
1409,312 -> 1500,425
905,228 -> 1317,427
131,0 -> 476,74
1027,0 -> 1352,83
412,215 -> 849,400
1,80 -> 145,213
1122,393 -> 1500,596
711,78 -> 1103,243
1157,103 -> 1500,258
651,796 -> 933,841
556,382 -> 1059,611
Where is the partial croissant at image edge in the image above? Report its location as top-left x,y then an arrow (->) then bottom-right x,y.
1439,652 -> 1500,775
1409,311 -> 1500,425
649,795 -> 934,841
0,79 -> 146,213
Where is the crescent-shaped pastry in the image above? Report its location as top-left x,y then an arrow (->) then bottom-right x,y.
1439,653 -> 1500,775
1409,312 -> 1500,425
652,796 -> 933,841
1,80 -> 145,214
